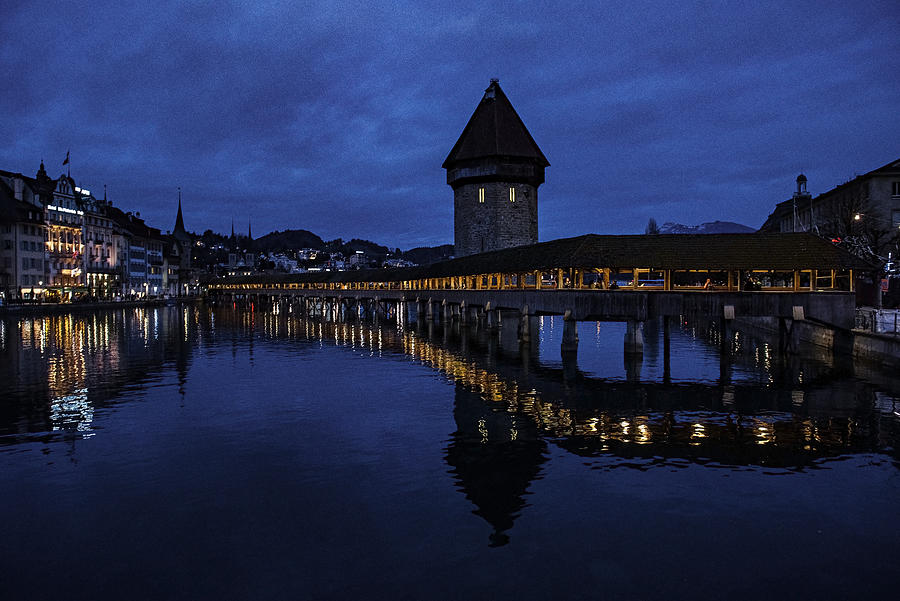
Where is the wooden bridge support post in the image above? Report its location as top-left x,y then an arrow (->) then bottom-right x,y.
624,350 -> 643,382
562,348 -> 578,382
485,302 -> 497,330
426,298 -> 435,321
415,297 -> 425,323
459,301 -> 468,325
518,305 -> 531,344
663,316 -> 672,384
625,319 -> 644,354
561,309 -> 578,355
372,297 -> 381,323
719,316 -> 733,385
442,299 -> 451,323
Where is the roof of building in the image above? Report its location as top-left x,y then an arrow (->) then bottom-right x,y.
0,177 -> 17,222
442,80 -> 549,169
211,232 -> 873,286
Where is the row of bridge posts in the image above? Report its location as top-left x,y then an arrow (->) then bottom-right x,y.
217,292 -> 805,384
412,296 -> 648,361
222,292 -> 799,375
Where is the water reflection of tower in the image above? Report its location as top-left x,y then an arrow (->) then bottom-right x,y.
444,383 -> 547,547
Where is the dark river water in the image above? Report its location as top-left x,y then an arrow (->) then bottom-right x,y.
1,303 -> 899,600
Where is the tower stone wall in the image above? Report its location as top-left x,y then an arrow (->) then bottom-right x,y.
453,180 -> 538,256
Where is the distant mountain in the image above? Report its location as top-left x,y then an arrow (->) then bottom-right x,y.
338,238 -> 392,257
659,220 -> 755,234
255,229 -> 324,252
400,244 -> 454,265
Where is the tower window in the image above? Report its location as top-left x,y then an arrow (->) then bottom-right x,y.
892,181 -> 900,197
509,187 -> 516,202
478,187 -> 485,203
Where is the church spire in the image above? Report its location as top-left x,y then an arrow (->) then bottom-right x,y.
172,187 -> 190,242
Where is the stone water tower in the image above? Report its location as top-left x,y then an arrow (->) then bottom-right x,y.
443,80 -> 549,257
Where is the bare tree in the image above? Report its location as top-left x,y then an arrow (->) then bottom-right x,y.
817,188 -> 899,276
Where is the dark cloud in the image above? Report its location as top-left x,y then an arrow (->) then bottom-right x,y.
1,0 -> 898,247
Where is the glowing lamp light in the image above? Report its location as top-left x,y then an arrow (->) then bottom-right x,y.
854,213 -> 861,221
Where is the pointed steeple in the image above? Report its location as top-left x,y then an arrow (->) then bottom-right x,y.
35,159 -> 54,200
247,220 -> 253,252
443,79 -> 549,169
173,187 -> 191,242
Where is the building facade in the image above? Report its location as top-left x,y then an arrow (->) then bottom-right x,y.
81,187 -> 118,298
0,170 -> 47,301
444,79 -> 549,257
39,168 -> 86,292
760,158 -> 900,260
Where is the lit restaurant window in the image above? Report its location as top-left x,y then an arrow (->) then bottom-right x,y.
478,187 -> 485,203
509,187 -> 516,202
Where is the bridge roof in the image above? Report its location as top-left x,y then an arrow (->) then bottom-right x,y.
428,232 -> 873,276
211,233 -> 873,286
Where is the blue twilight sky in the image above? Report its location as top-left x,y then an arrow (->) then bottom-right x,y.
1,0 -> 898,248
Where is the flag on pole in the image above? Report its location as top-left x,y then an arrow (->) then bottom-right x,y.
62,150 -> 70,166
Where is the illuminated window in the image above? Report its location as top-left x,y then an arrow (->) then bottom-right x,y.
478,187 -> 485,203
509,187 -> 516,202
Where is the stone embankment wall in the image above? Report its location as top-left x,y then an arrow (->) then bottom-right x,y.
736,316 -> 900,369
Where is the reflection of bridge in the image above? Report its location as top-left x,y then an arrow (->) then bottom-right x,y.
208,233 -> 866,359
221,306 -> 898,546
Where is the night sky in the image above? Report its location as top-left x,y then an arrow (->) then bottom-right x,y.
2,1 -> 898,248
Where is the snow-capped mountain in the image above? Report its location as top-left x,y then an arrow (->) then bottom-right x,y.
658,220 -> 755,234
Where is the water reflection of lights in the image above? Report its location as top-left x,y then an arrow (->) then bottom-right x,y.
477,418 -> 488,443
636,423 -> 650,443
214,309 -> 895,465
690,423 -> 706,445
50,387 -> 94,436
753,420 -> 775,445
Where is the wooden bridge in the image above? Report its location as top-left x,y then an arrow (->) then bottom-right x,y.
206,233 -> 868,357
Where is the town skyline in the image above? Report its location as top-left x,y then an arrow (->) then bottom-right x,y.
2,1 -> 898,247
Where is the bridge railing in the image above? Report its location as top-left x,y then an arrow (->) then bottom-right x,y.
207,266 -> 855,295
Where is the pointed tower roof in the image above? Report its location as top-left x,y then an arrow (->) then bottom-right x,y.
443,79 -> 549,169
173,187 -> 191,242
